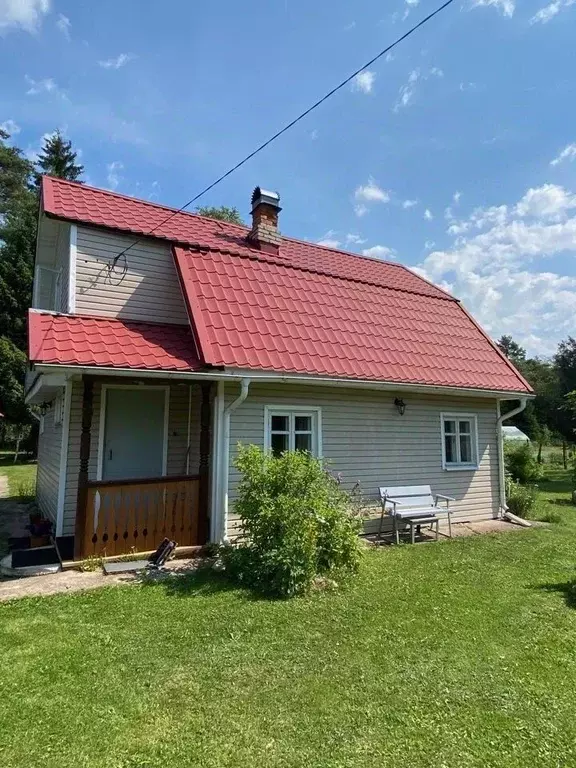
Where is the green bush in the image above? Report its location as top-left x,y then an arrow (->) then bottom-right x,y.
223,445 -> 362,598
504,442 -> 543,484
506,479 -> 539,519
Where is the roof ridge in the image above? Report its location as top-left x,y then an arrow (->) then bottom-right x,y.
42,175 -> 251,233
179,244 -> 458,303
43,176 -> 454,301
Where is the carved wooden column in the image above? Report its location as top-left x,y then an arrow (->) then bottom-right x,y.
74,376 -> 94,560
197,381 -> 212,544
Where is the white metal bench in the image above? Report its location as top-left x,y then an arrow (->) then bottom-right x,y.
378,485 -> 454,544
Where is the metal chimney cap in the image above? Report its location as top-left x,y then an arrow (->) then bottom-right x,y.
251,186 -> 281,211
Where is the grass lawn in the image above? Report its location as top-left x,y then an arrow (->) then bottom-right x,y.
0,453 -> 37,498
1,477 -> 575,767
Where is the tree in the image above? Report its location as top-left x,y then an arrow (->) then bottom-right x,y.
195,205 -> 244,225
34,130 -> 84,187
554,338 -> 576,443
497,334 -> 526,366
0,338 -> 34,460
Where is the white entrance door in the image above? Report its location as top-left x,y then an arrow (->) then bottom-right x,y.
101,387 -> 167,481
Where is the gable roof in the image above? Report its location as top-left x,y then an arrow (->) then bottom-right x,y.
41,176 -> 532,394
29,311 -> 202,372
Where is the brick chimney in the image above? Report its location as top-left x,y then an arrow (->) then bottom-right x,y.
247,187 -> 281,254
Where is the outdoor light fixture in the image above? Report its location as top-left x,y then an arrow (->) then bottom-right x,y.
38,402 -> 50,416
394,398 -> 406,416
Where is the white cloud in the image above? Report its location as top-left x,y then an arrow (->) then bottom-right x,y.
310,129 -> 318,141
352,70 -> 375,94
514,183 -> 576,219
424,240 -> 436,250
345,233 -> 367,245
453,191 -> 462,204
471,0 -> 515,17
98,53 -> 134,70
354,204 -> 368,218
551,143 -> 576,166
362,245 -> 396,260
354,178 -> 390,204
419,182 -> 576,354
56,12 -> 70,38
106,160 -> 123,190
25,75 -> 63,97
385,52 -> 394,63
424,208 -> 433,220
393,67 -> 443,112
0,119 -> 20,135
402,199 -> 418,209
0,0 -> 50,34
530,0 -> 574,23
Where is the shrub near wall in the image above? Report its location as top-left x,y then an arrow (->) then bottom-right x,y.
224,445 -> 362,598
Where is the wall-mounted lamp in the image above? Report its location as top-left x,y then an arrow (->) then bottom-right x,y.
38,402 -> 50,416
394,397 -> 406,416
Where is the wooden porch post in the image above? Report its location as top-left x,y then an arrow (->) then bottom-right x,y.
74,376 -> 94,560
197,381 -> 212,544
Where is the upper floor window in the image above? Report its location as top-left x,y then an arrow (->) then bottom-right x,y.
441,413 -> 478,470
34,266 -> 61,311
264,407 -> 321,457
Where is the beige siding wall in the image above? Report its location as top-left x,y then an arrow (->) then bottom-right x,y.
74,225 -> 189,324
36,395 -> 64,524
225,382 -> 500,538
62,380 -> 202,536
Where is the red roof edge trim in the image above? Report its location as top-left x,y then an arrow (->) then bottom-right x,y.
40,175 -> 54,214
172,246 -> 216,366
457,302 -> 534,394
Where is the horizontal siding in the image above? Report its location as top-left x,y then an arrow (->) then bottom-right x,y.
226,383 -> 500,538
62,380 -> 202,536
36,397 -> 63,524
75,225 -> 189,324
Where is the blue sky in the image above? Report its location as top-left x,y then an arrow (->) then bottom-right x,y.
2,0 -> 576,356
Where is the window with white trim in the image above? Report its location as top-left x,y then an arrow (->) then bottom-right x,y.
34,266 -> 62,311
54,393 -> 64,426
265,408 -> 321,457
441,414 -> 478,469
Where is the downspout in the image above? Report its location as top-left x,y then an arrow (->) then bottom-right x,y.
218,378 -> 250,543
497,397 -> 531,527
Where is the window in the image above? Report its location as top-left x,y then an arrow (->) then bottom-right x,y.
54,393 -> 64,426
441,413 -> 478,470
34,266 -> 62,311
265,408 -> 321,457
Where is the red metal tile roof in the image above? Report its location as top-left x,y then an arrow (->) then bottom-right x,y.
28,311 -> 202,371
41,176 -> 532,393
174,246 -> 532,393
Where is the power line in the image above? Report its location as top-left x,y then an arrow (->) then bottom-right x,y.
112,0 -> 456,265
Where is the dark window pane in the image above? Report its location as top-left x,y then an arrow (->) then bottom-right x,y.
460,434 -> 473,463
271,432 -> 289,457
294,415 -> 312,432
458,420 -> 471,436
445,434 -> 457,464
295,433 -> 312,453
444,420 -> 456,435
271,415 -> 289,432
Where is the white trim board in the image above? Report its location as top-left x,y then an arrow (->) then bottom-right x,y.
68,224 -> 77,313
56,379 -> 73,536
96,383 -> 170,481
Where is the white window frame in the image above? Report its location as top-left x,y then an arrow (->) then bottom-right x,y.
97,384 -> 170,481
264,405 -> 322,457
440,412 -> 479,471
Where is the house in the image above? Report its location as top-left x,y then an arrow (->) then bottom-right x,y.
502,426 -> 530,443
26,177 -> 533,560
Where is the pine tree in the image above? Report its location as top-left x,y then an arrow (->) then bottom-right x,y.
34,130 -> 84,187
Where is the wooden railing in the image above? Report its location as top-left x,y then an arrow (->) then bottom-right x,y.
81,475 -> 200,558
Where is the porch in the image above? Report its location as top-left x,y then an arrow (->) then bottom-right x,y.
71,376 -> 213,560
